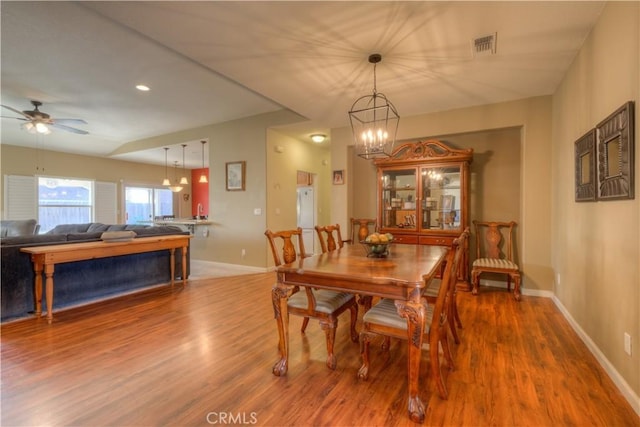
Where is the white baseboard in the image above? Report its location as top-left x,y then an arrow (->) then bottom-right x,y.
478,281 -> 639,415
551,295 -> 640,416
480,280 -> 554,298
190,260 -> 267,275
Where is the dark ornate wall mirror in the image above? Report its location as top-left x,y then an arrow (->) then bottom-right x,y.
596,101 -> 635,200
575,129 -> 596,202
605,135 -> 622,177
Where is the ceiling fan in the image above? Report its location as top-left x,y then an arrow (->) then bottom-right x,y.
1,100 -> 89,135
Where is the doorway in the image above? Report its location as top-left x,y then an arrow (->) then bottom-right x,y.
296,171 -> 316,255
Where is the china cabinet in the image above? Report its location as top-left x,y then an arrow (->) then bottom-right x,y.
374,139 -> 473,284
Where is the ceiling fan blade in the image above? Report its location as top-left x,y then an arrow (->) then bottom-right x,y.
0,115 -> 28,121
50,123 -> 89,135
1,104 -> 31,119
53,118 -> 88,125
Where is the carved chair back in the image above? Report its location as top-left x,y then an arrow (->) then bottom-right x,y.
349,218 -> 377,243
471,220 -> 521,299
264,227 -> 307,267
473,220 -> 516,262
315,224 -> 344,253
265,227 -> 359,370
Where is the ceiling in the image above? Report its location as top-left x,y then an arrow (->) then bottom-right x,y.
1,1 -> 605,169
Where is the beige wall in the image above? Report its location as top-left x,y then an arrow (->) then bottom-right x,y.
119,110 -> 307,268
349,128 -> 522,265
332,96 -> 553,293
1,110 -> 308,269
264,129 -> 331,266
551,2 -> 639,401
0,144 -> 190,221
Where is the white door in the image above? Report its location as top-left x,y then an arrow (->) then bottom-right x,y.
297,186 -> 315,254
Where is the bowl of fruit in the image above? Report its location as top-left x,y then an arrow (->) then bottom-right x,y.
361,232 -> 394,258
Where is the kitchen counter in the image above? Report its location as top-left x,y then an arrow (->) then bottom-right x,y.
138,219 -> 212,235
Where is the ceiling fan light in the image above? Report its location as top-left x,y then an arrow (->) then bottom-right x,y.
169,185 -> 183,193
22,122 -> 36,134
35,122 -> 51,134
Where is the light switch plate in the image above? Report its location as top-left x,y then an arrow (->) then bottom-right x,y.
624,333 -> 632,356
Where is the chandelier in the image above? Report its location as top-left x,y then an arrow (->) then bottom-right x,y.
348,53 -> 400,159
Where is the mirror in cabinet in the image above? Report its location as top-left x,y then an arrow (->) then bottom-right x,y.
381,168 -> 417,230
421,166 -> 462,231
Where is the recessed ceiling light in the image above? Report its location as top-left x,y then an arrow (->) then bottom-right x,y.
136,84 -> 150,91
311,134 -> 326,143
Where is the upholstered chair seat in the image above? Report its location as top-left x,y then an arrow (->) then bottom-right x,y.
472,258 -> 518,270
288,290 -> 355,314
423,229 -> 469,344
359,233 -> 467,401
265,227 -> 358,370
471,220 -> 521,300
363,298 -> 435,333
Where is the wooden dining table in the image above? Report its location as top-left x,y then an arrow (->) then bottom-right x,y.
272,242 -> 449,423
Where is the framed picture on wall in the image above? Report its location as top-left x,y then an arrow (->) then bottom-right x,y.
574,129 -> 597,202
226,161 -> 246,191
333,170 -> 344,185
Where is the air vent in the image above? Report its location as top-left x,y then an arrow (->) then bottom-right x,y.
472,33 -> 497,57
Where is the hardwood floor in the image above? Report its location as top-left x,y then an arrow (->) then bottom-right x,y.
1,273 -> 638,426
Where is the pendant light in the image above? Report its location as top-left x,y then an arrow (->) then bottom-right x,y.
199,140 -> 208,184
179,144 -> 189,185
169,161 -> 183,193
162,147 -> 171,186
348,53 -> 400,159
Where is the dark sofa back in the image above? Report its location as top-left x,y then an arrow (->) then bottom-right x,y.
1,224 -> 190,322
1,219 -> 39,237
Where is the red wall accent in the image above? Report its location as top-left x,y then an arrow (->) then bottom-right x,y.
191,168 -> 209,217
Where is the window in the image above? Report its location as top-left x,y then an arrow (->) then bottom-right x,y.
38,177 -> 93,233
124,186 -> 174,224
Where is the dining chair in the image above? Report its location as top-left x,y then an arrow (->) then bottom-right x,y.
424,228 -> 470,344
471,220 -> 521,301
314,224 -> 344,253
358,234 -> 465,400
347,218 -> 377,243
265,227 -> 358,370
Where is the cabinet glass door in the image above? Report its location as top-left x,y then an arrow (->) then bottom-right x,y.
421,166 -> 462,231
381,168 -> 417,230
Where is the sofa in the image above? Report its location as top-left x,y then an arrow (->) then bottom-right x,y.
1,219 -> 40,237
1,222 -> 190,322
